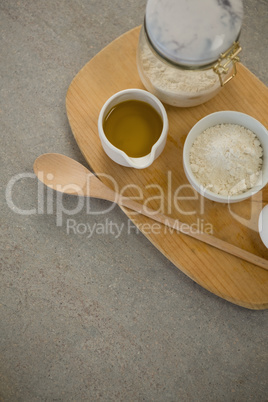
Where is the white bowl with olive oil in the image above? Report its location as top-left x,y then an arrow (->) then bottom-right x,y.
98,88 -> 169,169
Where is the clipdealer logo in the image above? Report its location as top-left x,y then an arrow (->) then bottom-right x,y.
5,170 -> 263,237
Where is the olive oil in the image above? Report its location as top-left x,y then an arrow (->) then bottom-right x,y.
103,100 -> 163,158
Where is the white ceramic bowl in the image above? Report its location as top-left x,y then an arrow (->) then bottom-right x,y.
259,205 -> 268,248
183,111 -> 268,203
98,88 -> 169,169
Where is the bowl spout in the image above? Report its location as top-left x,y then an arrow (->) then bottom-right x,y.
127,154 -> 154,169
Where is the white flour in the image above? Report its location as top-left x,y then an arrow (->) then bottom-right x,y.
138,45 -> 222,106
141,48 -> 219,94
189,124 -> 263,196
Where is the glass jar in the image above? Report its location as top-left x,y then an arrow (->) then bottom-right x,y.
137,0 -> 243,107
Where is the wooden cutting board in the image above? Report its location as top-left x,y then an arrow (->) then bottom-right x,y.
66,26 -> 268,310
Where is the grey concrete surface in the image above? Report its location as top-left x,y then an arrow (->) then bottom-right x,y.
1,0 -> 268,401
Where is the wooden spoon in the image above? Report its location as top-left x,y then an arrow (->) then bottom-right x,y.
33,153 -> 268,271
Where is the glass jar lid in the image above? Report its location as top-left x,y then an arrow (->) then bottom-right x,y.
145,0 -> 243,68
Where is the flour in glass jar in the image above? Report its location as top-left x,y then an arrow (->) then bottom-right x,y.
189,124 -> 263,196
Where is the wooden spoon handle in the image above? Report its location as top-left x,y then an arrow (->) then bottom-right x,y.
117,195 -> 268,271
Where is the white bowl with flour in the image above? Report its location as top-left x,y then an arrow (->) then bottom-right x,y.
183,111 -> 268,203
